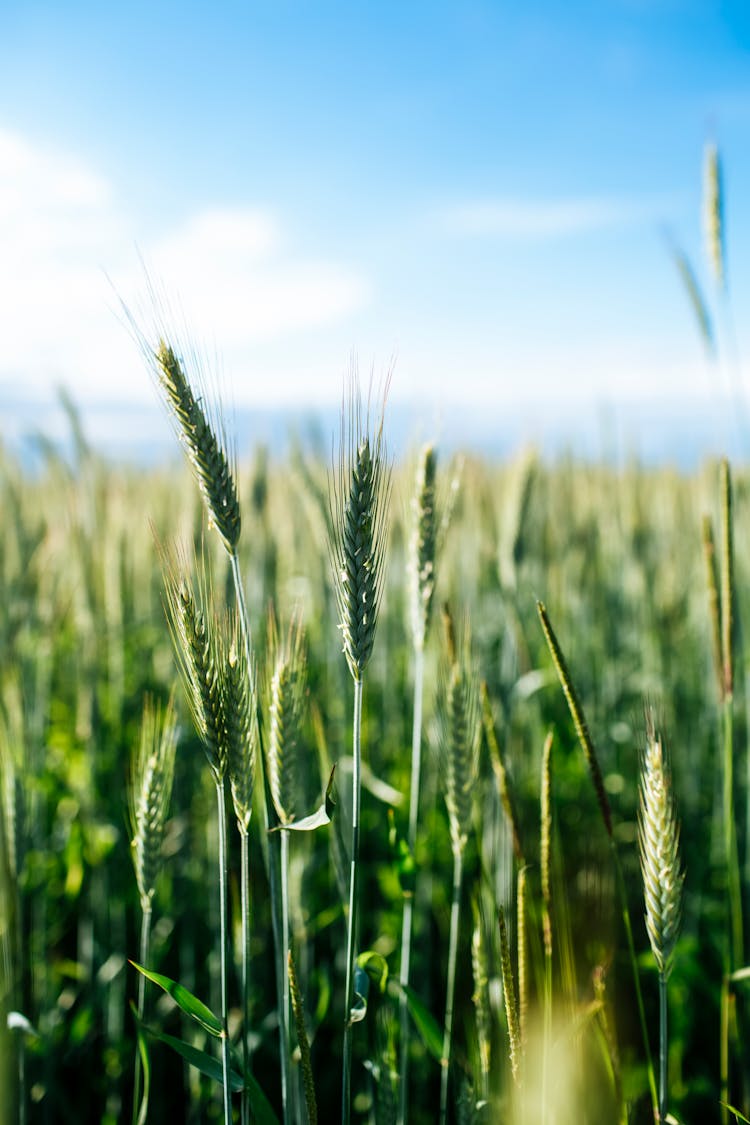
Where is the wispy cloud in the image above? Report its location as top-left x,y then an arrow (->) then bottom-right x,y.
0,128 -> 369,402
437,196 -> 665,239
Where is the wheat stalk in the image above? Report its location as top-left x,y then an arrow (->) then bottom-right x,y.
266,610 -> 308,1124
329,369 -> 390,1124
399,442 -> 440,1124
438,609 -> 478,1123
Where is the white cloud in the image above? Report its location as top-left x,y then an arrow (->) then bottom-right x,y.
0,128 -> 369,405
438,195 -> 665,238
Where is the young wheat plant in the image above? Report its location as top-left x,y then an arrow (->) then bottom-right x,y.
328,370 -> 390,1125
399,442 -> 439,1125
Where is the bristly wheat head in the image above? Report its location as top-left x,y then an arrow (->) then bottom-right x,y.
128,695 -> 178,911
471,895 -> 491,1098
154,341 -> 241,554
266,611 -> 307,825
540,730 -> 553,963
439,610 -> 479,859
409,443 -> 438,651
498,905 -> 521,1089
704,141 -> 725,292
639,712 -> 683,979
224,612 -> 257,835
161,549 -> 226,782
329,368 -> 391,681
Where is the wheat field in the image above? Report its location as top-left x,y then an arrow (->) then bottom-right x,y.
0,385 -> 748,1124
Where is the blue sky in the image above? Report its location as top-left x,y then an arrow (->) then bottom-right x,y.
1,1 -> 750,444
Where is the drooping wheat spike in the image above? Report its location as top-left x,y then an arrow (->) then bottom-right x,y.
639,715 -> 683,980
162,552 -> 226,781
536,602 -> 612,839
471,895 -> 491,1103
409,443 -> 438,651
498,906 -> 521,1089
329,370 -> 391,682
128,696 -> 178,911
153,340 -> 241,555
481,681 -> 524,863
266,611 -> 308,826
224,613 -> 257,836
704,141 -> 726,292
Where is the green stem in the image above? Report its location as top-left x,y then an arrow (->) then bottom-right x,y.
724,694 -> 744,969
216,781 -> 232,1125
440,848 -> 463,1125
611,840 -> 658,1118
230,551 -> 288,1113
132,904 -> 152,1125
281,826 -> 294,1125
398,643 -> 425,1125
342,675 -> 363,1125
240,830 -> 251,1125
658,972 -> 668,1125
541,937 -> 551,1125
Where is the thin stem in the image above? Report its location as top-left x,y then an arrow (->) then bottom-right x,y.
342,675 -> 364,1125
240,830 -> 251,1125
132,904 -> 152,1125
398,643 -> 425,1125
216,781 -> 232,1125
658,972 -> 668,1125
230,551 -> 288,1112
440,849 -> 463,1125
281,827 -> 294,1125
723,694 -> 744,969
611,840 -> 658,1118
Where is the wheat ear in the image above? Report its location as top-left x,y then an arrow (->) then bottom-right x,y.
409,442 -> 438,651
498,906 -> 521,1089
161,551 -> 226,782
154,340 -> 241,554
639,712 -> 683,1125
471,895 -> 491,1104
704,141 -> 725,292
329,369 -> 391,1125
